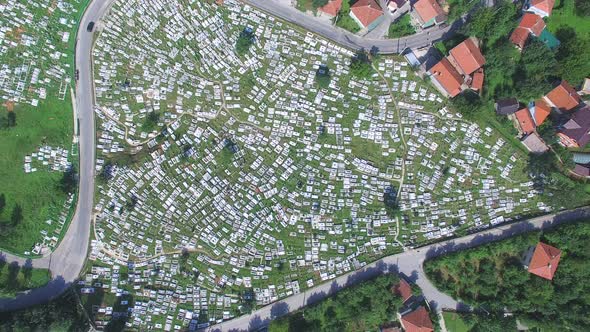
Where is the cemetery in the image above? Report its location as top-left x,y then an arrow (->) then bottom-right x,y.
82,0 -> 551,329
0,0 -> 86,255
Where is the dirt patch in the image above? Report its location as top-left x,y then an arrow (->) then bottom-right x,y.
4,100 -> 15,112
6,26 -> 25,42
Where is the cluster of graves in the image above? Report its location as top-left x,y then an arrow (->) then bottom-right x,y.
83,0 -> 551,328
23,145 -> 71,173
27,192 -> 75,256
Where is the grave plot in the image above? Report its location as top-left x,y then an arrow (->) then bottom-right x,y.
84,0 -> 550,328
0,0 -> 85,255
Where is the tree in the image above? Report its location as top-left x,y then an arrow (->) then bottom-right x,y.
142,111 -> 160,131
461,1 -> 518,48
555,27 -> 590,86
515,39 -> 558,100
7,111 -> 15,127
312,0 -> 328,9
59,166 -> 78,194
315,65 -> 331,88
0,193 -> 5,214
450,91 -> 484,120
350,50 -> 373,79
236,28 -> 255,57
575,0 -> 590,16
10,204 -> 23,227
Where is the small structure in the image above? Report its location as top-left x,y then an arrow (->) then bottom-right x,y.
427,57 -> 463,98
392,278 -> 413,303
350,0 -> 384,31
388,0 -> 407,13
558,105 -> 590,148
411,0 -> 446,28
530,98 -> 552,126
318,0 -> 343,17
580,78 -> 590,95
525,242 -> 561,280
400,306 -> 434,332
495,98 -> 519,115
526,0 -> 555,18
514,108 -> 536,135
521,132 -> 549,154
544,81 -> 581,113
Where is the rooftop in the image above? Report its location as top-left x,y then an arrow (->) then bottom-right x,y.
528,242 -> 561,280
448,37 -> 486,75
351,0 -> 383,27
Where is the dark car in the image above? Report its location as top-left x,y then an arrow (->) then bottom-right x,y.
86,21 -> 95,32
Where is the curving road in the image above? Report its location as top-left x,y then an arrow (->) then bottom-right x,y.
207,206 -> 590,332
0,0 -> 114,311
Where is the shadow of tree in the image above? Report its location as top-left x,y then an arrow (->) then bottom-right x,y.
269,302 -> 289,320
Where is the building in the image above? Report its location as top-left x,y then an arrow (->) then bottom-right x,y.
447,37 -> 486,76
521,132 -> 549,154
388,0 -> 407,13
411,0 -> 446,28
530,98 -> 552,126
392,278 -> 413,303
558,106 -> 590,148
509,13 -> 545,50
495,98 -> 519,115
400,306 -> 434,332
319,0 -> 342,17
544,80 -> 581,113
350,0 -> 384,31
580,78 -> 590,95
427,57 -> 463,98
526,0 -> 555,18
514,108 -> 536,135
525,242 -> 561,280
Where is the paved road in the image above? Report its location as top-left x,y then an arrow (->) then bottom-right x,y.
207,206 -> 590,331
243,0 -> 461,54
0,0 -> 114,311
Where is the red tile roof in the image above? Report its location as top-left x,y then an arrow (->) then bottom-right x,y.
528,242 -> 561,280
530,0 -> 555,16
401,306 -> 434,332
545,80 -> 581,112
319,0 -> 343,17
429,57 -> 463,97
414,0 -> 444,24
510,26 -> 530,49
519,13 -> 546,36
515,108 -> 535,134
471,68 -> 484,91
393,278 -> 413,303
448,37 -> 486,75
350,0 -> 383,28
533,98 -> 551,126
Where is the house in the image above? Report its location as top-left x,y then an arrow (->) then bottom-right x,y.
411,0 -> 446,28
530,98 -> 552,126
400,306 -> 434,332
471,68 -> 484,92
558,106 -> 590,148
514,108 -> 536,135
447,37 -> 486,76
392,278 -> 413,303
509,13 -> 545,50
319,0 -> 342,17
427,57 -> 463,98
350,0 -> 384,30
573,164 -> 590,177
495,98 -> 519,115
526,242 -> 561,280
521,132 -> 549,154
526,0 -> 555,18
544,81 -> 581,113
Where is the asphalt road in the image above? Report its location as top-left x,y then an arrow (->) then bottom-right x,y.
207,206 -> 590,332
0,0 -> 113,311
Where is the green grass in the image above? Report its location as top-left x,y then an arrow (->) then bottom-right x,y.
546,0 -> 590,38
0,263 -> 51,298
388,15 -> 416,38
443,312 -> 472,332
335,1 -> 361,33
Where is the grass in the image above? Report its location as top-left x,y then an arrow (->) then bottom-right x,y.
335,0 -> 361,33
546,0 -> 590,38
443,312 -> 472,332
0,262 -> 51,298
388,15 -> 416,39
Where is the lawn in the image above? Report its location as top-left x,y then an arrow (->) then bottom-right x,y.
335,0 -> 361,33
546,0 -> 590,38
388,14 -> 416,38
0,261 -> 50,298
443,312 -> 472,332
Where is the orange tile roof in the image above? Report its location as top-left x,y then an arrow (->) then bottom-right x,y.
510,27 -> 530,49
545,80 -> 581,112
448,38 -> 486,75
530,0 -> 555,16
393,278 -> 413,303
401,306 -> 434,332
414,0 -> 444,24
429,58 -> 463,97
471,68 -> 484,91
519,13 -> 546,36
528,242 -> 561,280
533,98 -> 551,126
350,0 -> 383,28
319,0 -> 343,16
515,108 -> 535,134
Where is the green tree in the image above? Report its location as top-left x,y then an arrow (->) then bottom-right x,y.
350,50 -> 373,79
59,166 -> 78,194
312,0 -> 328,9
10,204 -> 23,227
575,0 -> 590,16
461,1 -> 518,48
515,39 -> 558,100
7,111 -> 16,127
555,27 -> 590,86
0,193 -> 5,214
236,28 -> 255,57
